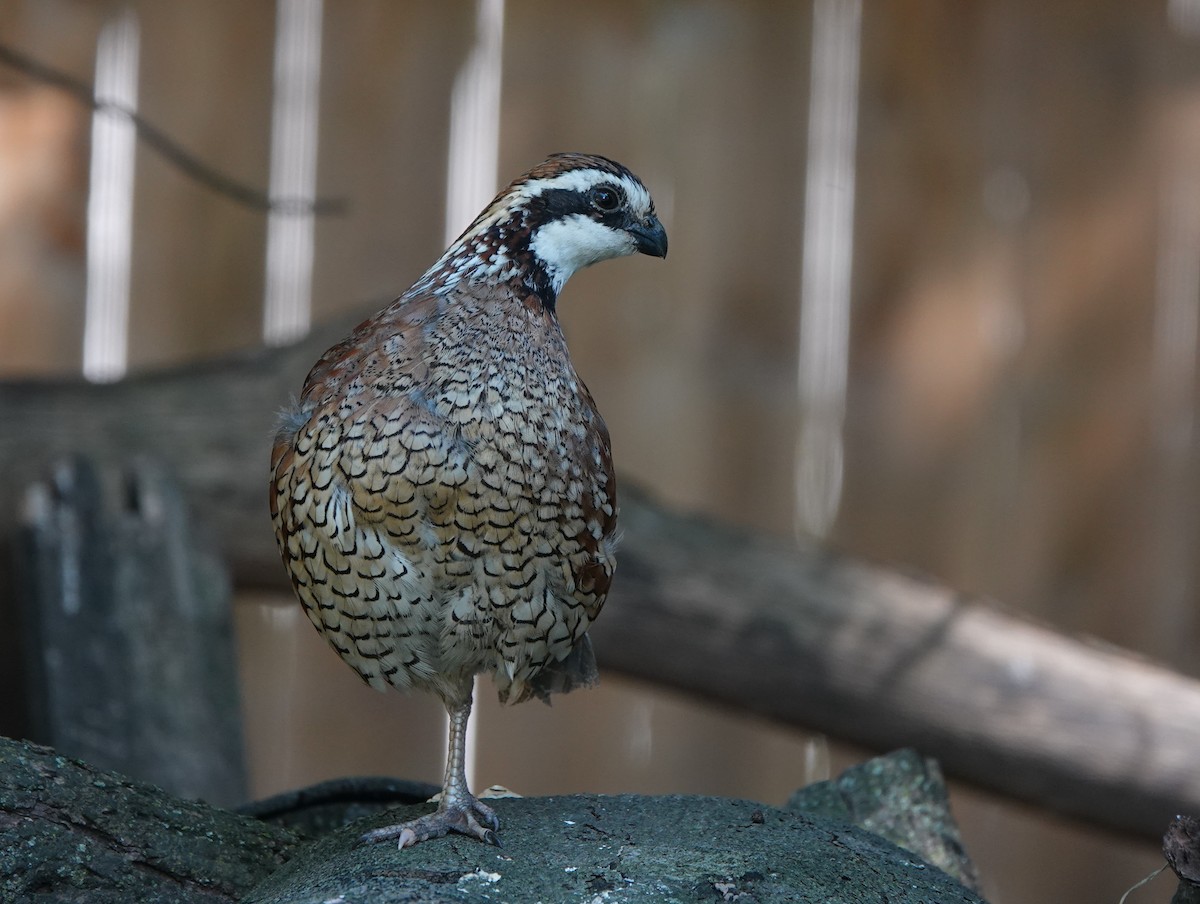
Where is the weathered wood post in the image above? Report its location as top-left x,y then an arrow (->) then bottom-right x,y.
11,456 -> 245,805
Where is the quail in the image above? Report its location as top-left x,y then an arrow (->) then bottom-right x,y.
269,153 -> 667,848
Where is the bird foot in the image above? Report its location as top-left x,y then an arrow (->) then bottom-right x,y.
360,798 -> 501,849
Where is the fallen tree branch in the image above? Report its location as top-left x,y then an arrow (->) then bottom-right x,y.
600,486 -> 1200,838
1,312 -> 1197,837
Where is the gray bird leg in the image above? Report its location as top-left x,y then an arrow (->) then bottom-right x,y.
360,695 -> 500,849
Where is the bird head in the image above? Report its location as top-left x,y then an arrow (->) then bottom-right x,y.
426,153 -> 667,306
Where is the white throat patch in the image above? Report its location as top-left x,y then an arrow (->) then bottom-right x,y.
529,214 -> 637,294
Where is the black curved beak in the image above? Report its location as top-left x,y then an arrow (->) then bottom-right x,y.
629,214 -> 668,259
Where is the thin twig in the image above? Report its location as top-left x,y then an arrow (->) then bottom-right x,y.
1116,865 -> 1167,904
0,40 -> 347,216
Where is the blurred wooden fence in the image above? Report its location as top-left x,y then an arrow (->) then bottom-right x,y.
4,4 -> 1200,901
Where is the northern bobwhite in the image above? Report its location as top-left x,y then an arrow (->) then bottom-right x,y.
269,153 -> 667,848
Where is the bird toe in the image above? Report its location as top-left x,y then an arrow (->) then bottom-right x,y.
360,799 -> 502,850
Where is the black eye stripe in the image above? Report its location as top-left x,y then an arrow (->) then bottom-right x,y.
525,185 -> 631,226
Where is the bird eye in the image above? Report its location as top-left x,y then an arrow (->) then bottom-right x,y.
590,186 -> 621,212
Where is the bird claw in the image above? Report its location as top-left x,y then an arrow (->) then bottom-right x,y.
361,799 -> 501,849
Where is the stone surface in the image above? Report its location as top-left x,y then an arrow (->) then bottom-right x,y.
243,793 -> 988,904
0,736 -> 297,904
0,733 -> 988,903
788,747 -> 980,891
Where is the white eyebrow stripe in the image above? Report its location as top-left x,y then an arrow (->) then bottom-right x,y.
522,169 -> 617,195
519,170 -> 653,214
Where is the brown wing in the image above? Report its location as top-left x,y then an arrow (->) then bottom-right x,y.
501,363 -> 618,705
270,291 -> 445,504
268,293 -> 448,687
568,385 -> 618,615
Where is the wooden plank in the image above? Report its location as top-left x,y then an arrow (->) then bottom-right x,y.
0,312 -> 1198,836
12,456 -> 245,806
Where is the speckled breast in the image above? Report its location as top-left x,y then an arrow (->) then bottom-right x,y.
270,289 -> 617,705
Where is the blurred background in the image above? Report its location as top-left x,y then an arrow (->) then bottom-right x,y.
3,1 -> 1200,901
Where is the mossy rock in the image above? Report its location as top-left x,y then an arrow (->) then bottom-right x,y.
244,793 -> 987,904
